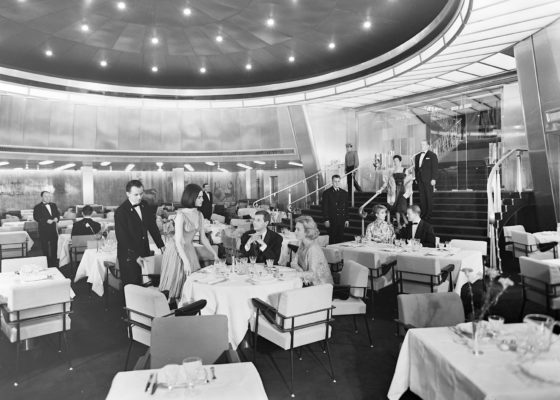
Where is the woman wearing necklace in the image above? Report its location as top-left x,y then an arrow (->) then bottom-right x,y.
159,184 -> 218,301
376,155 -> 413,230
365,204 -> 395,243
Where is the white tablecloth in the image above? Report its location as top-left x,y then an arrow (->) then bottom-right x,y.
105,362 -> 268,400
180,267 -> 302,349
0,231 -> 34,257
0,267 -> 75,303
388,324 -> 560,400
1,221 -> 25,230
57,233 -> 72,266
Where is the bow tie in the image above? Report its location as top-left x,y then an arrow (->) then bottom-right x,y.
412,222 -> 419,225
132,203 -> 141,208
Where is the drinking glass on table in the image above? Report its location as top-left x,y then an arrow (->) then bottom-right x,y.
182,356 -> 206,392
266,258 -> 274,270
487,315 -> 505,337
249,256 -> 257,266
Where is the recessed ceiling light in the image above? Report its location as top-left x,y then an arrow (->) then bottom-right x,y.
151,66 -> 158,73
117,2 -> 126,10
288,55 -> 295,63
199,67 -> 206,74
45,49 -> 53,57
218,167 -> 229,173
151,36 -> 159,45
245,63 -> 252,70
184,163 -> 195,172
100,161 -> 111,166
288,161 -> 303,167
266,18 -> 275,27
183,8 -> 192,16
253,161 -> 266,165
363,20 -> 372,29
54,163 -> 76,171
237,163 -> 253,170
205,161 -> 215,166
125,163 -> 135,171
0,161 -> 10,166
156,162 -> 163,167
216,35 -> 223,42
81,24 -> 90,32
328,42 -> 336,50
39,160 -> 54,165
100,60 -> 108,68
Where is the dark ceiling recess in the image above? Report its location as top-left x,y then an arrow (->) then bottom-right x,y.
0,0 -> 456,95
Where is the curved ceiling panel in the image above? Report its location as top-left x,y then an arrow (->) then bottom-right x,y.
0,0 -> 457,96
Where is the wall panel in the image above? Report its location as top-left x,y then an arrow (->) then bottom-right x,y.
118,108 -> 141,150
49,102 -> 75,148
96,107 -> 119,149
23,99 -> 50,147
73,104 -> 97,149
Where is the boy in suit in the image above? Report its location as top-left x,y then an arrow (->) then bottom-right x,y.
240,210 -> 283,264
33,191 -> 60,267
322,175 -> 349,244
399,204 -> 436,248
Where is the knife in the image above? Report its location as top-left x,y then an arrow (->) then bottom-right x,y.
144,373 -> 154,392
151,374 -> 158,395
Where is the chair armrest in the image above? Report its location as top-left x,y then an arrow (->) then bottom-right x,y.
251,298 -> 278,325
441,264 -> 455,273
165,299 -> 207,317
380,260 -> 397,276
225,343 -> 241,363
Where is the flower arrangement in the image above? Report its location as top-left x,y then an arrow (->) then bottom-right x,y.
464,267 -> 514,322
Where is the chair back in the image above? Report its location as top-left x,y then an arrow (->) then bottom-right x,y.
396,254 -> 453,294
397,292 -> 465,329
0,226 -> 22,232
106,211 -> 115,220
87,240 -> 104,249
511,230 -> 536,246
322,247 -> 342,264
339,260 -> 369,297
1,256 -> 48,273
503,225 -> 525,243
124,285 -> 170,346
448,239 -> 487,257
150,315 -> 229,368
230,218 -> 246,227
139,254 -> 163,276
277,284 -> 333,329
70,234 -> 99,249
211,214 -> 226,224
519,256 -> 560,307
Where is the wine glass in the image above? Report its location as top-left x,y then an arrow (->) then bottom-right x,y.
249,256 -> 257,266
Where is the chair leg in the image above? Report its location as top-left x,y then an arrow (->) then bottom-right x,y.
363,314 -> 373,348
62,330 -> 73,371
296,347 -> 303,361
290,347 -> 295,398
14,340 -> 21,387
124,339 -> 133,371
324,340 -> 336,383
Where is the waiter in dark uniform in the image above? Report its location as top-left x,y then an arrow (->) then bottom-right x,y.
33,191 -> 60,267
199,183 -> 213,221
322,175 -> 349,244
414,140 -> 439,221
344,143 -> 362,198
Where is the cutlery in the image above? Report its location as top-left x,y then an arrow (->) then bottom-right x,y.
151,375 -> 158,395
144,373 -> 154,392
210,366 -> 216,380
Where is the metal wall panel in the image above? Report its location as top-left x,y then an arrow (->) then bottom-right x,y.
0,95 -> 25,145
139,109 -> 162,151
199,109 -> 221,151
179,109 -> 203,152
118,108 -> 141,150
218,108 -> 242,150
23,98 -> 50,147
160,109 -> 181,152
96,106 -> 119,149
73,104 -> 97,149
49,102 -> 74,148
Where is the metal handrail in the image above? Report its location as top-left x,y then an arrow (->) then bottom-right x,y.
252,170 -> 323,208
487,148 -> 528,272
358,192 -> 382,236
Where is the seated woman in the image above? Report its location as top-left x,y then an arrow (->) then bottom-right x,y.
365,204 -> 395,243
290,216 -> 334,286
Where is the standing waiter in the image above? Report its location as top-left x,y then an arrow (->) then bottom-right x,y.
322,175 -> 349,244
115,180 -> 165,286
414,140 -> 439,221
344,143 -> 362,198
33,190 -> 60,267
199,183 -> 213,221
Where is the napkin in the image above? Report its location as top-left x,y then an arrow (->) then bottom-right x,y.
520,360 -> 560,383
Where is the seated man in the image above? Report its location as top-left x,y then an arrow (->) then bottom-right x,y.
239,210 -> 283,264
398,204 -> 436,248
71,205 -> 102,236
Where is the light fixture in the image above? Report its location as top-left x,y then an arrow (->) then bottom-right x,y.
245,63 -> 252,70
45,49 -> 53,57
81,24 -> 90,32
216,35 -> 223,42
328,42 -> 336,50
253,161 -> 266,165
288,161 -> 303,167
39,160 -> 54,165
151,36 -> 159,45
205,161 -> 215,166
199,67 -> 206,74
100,60 -> 108,68
363,20 -> 372,29
183,8 -> 192,16
100,161 -> 111,166
288,55 -> 295,63
125,164 -> 135,171
218,167 -> 229,173
54,163 -> 76,171
156,162 -> 163,172
184,163 -> 195,172
274,160 -> 278,169
117,2 -> 126,10
236,163 -> 253,170
151,66 -> 158,73
0,161 -> 9,166
266,18 -> 275,27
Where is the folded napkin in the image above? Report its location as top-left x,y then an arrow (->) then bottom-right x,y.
193,274 -> 227,285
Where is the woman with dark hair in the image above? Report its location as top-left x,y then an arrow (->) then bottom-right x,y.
159,184 -> 218,301
376,155 -> 413,229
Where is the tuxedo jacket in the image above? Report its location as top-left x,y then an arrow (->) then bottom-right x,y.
33,202 -> 61,237
322,187 -> 348,223
239,229 -> 283,264
414,150 -> 439,183
399,220 -> 436,248
71,218 -> 101,236
115,199 -> 164,260
199,191 -> 213,220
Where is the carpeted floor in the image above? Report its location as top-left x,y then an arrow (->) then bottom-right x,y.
0,247 -> 542,400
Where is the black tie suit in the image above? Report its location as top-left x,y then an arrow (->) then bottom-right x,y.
414,150 -> 438,221
33,202 -> 60,266
322,187 -> 348,244
399,220 -> 436,248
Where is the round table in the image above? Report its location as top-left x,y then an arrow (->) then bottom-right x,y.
180,266 -> 302,349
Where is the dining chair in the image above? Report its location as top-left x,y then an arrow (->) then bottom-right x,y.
394,292 -> 465,336
394,257 -> 455,294
211,213 -> 226,224
150,315 -> 240,368
1,256 -> 48,273
512,231 -> 558,259
250,284 -> 335,398
0,276 -> 73,385
69,234 -> 99,277
317,235 -> 330,247
123,285 -> 207,370
519,256 -> 560,318
222,234 -> 240,264
503,225 -> 525,253
332,260 -> 373,347
322,247 -> 343,273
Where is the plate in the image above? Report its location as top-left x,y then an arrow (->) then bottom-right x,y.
520,359 -> 560,384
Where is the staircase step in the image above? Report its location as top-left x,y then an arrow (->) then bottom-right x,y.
433,225 -> 487,236
431,217 -> 487,228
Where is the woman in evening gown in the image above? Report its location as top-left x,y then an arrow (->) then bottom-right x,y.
159,184 -> 218,301
365,204 -> 395,243
377,155 -> 413,230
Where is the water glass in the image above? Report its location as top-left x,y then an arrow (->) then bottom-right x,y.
523,314 -> 560,356
249,256 -> 257,266
488,315 -> 505,337
354,235 -> 362,244
266,259 -> 274,269
182,356 -> 205,390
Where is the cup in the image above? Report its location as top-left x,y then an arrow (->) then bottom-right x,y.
523,314 -> 560,355
182,356 -> 204,389
487,315 -> 505,337
266,259 -> 274,269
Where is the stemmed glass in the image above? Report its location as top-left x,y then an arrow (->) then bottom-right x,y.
249,256 -> 257,266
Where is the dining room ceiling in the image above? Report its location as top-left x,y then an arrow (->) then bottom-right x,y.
0,0 -> 454,91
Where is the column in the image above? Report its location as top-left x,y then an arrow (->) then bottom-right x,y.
82,165 -> 94,204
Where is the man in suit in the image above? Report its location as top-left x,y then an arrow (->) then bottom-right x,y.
414,140 -> 438,221
199,183 -> 213,221
344,143 -> 362,199
115,180 -> 165,287
322,175 -> 349,244
399,204 -> 436,248
71,205 -> 101,236
239,210 -> 283,264
33,191 -> 61,267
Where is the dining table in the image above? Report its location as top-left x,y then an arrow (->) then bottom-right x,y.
180,265 -> 302,350
0,230 -> 34,258
57,233 -> 72,267
0,267 -> 75,304
105,362 -> 268,400
388,323 -> 560,400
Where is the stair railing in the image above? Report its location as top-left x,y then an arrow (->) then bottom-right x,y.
252,170 -> 323,209
487,148 -> 528,272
